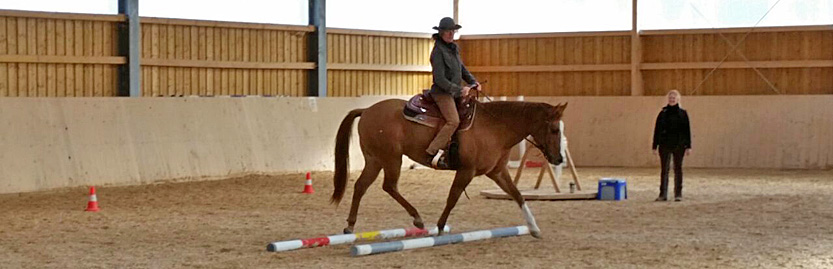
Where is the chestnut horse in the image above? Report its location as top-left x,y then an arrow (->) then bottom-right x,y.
331,98 -> 568,238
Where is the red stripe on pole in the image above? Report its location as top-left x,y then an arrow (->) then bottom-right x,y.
403,227 -> 429,237
301,237 -> 330,248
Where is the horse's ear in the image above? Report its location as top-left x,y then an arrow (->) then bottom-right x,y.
554,102 -> 568,116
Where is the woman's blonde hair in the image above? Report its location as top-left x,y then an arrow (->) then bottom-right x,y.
666,89 -> 682,105
665,89 -> 683,104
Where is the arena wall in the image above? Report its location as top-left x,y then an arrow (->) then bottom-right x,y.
2,95 -> 831,193
0,97 -> 383,193
531,95 -> 833,169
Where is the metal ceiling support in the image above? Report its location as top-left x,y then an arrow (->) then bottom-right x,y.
308,0 -> 327,97
630,0 -> 644,96
690,4 -> 781,95
689,0 -> 784,95
118,0 -> 141,97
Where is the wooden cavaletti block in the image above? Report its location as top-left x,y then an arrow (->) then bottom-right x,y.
482,125 -> 597,201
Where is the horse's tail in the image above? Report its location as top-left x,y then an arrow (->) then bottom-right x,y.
331,108 -> 365,205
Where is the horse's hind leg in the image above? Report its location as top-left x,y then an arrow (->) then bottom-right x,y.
436,169 -> 476,235
381,158 -> 424,229
344,158 -> 382,234
486,168 -> 542,239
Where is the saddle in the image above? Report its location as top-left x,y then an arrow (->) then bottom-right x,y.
403,90 -> 477,131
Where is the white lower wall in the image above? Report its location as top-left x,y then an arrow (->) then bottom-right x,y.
1,95 -> 831,194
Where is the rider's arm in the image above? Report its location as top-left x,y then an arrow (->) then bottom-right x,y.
461,63 -> 477,85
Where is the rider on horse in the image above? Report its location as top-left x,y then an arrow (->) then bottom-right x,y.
426,17 -> 481,169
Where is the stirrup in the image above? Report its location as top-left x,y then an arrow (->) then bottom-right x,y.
431,149 -> 446,169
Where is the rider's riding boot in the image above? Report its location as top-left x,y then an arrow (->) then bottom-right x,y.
428,149 -> 450,170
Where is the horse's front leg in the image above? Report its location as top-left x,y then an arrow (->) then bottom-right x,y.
486,167 -> 542,238
437,169 -> 476,235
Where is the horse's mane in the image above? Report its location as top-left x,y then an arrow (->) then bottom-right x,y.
479,101 -> 553,122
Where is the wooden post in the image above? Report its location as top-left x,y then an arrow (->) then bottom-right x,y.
565,146 -> 581,190
486,136 -> 591,200
515,143 -> 562,194
453,0 -> 459,25
534,162 -> 545,189
513,144 -> 532,185
630,0 -> 643,96
546,163 -> 560,193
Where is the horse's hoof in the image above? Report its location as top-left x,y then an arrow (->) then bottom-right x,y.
343,227 -> 353,234
437,230 -> 446,236
413,219 -> 425,229
530,230 -> 543,239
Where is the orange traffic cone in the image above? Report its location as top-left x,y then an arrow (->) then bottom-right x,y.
85,186 -> 100,212
302,172 -> 314,194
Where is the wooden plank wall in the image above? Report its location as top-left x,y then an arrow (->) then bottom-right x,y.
326,29 -> 433,97
641,28 -> 833,95
460,26 -> 833,96
1,9 -> 830,98
140,18 -> 313,97
459,32 -> 633,96
0,10 -> 123,97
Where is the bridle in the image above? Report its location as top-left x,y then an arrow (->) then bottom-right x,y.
470,83 -> 557,160
524,122 -> 555,162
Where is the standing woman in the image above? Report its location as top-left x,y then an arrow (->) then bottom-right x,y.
425,17 -> 480,169
652,90 -> 692,202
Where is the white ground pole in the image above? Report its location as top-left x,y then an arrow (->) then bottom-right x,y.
351,226 -> 530,256
267,226 -> 450,252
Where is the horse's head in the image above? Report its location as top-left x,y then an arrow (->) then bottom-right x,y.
529,102 -> 568,165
